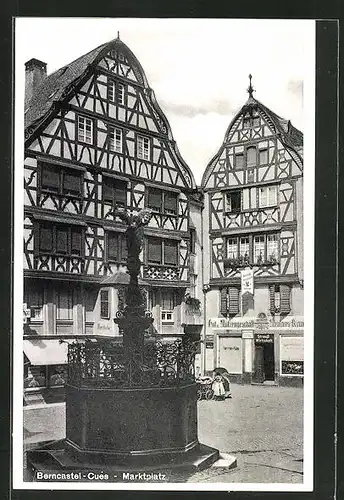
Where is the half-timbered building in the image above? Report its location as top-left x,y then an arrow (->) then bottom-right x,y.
201,79 -> 304,386
23,36 -> 203,404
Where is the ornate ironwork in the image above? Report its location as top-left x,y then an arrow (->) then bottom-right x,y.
67,338 -> 198,388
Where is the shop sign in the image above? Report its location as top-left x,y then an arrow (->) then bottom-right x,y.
241,267 -> 254,294
280,337 -> 304,376
209,316 -> 304,330
218,337 -> 242,374
255,333 -> 274,344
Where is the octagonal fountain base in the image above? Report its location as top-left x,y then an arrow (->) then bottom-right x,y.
26,383 -> 222,481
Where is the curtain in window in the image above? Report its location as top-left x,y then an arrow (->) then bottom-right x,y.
148,238 -> 162,264
164,240 -> 178,265
161,290 -> 175,310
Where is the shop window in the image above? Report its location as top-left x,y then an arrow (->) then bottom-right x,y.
220,287 -> 239,316
77,115 -> 93,144
106,232 -> 127,263
225,190 -> 241,213
103,176 -> 127,207
147,188 -> 178,215
24,365 -> 67,389
100,290 -> 110,319
41,163 -> 82,197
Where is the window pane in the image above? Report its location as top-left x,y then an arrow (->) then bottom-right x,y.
252,116 -> 260,127
227,191 -> 241,213
259,149 -> 268,164
259,187 -> 268,207
148,238 -> 162,264
254,235 -> 265,263
42,166 -> 59,191
148,188 -> 162,211
268,186 -> 277,206
243,117 -> 250,129
63,171 -> 81,195
103,177 -> 114,203
164,240 -> 178,266
108,81 -> 115,102
161,290 -> 174,310
235,154 -> 244,168
164,192 -> 178,214
109,127 -> 122,153
239,237 -> 249,257
242,189 -> 250,210
108,233 -> 119,261
114,180 -> 127,207
267,234 -> 278,260
57,289 -> 73,320
227,238 -> 238,258
100,290 -> 109,319
56,227 -> 68,254
247,147 -> 256,167
116,83 -> 124,104
39,226 -> 53,252
71,229 -> 82,255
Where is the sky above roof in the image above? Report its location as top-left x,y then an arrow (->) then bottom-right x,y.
16,18 -> 315,185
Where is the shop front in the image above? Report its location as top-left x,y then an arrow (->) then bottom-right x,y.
208,315 -> 304,386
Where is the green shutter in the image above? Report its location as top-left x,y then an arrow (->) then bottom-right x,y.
280,285 -> 291,314
269,284 -> 276,314
220,288 -> 228,316
228,287 -> 239,314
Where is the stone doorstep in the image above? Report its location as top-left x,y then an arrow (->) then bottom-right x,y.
211,453 -> 237,469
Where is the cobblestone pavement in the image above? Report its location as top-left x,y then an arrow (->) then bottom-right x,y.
23,383 -> 304,485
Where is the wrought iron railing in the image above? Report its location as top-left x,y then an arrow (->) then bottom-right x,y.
67,338 -> 198,388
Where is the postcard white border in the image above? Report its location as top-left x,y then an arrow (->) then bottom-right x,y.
13,17 -> 315,491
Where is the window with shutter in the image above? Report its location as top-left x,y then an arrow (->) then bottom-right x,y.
148,188 -> 162,212
148,238 -> 162,264
107,233 -> 121,262
164,240 -> 178,266
228,287 -> 239,315
164,192 -> 178,214
39,226 -> 53,252
280,285 -> 291,314
71,229 -> 82,256
247,146 -> 256,167
63,171 -> 81,196
220,288 -> 228,316
41,165 -> 60,192
269,284 -> 276,314
56,227 -> 68,254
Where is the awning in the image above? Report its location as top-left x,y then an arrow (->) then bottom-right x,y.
31,213 -> 86,226
23,339 -> 68,366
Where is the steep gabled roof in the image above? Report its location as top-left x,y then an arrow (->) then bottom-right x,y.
201,95 -> 303,188
25,41 -> 110,130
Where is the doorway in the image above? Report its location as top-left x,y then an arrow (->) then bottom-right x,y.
253,340 -> 275,383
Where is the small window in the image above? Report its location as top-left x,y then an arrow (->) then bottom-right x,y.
239,237 -> 249,258
235,153 -> 244,169
252,116 -> 260,127
108,81 -> 124,105
147,188 -> 162,212
243,117 -> 251,129
164,192 -> 178,215
164,240 -> 178,266
161,310 -> 174,324
259,185 -> 278,207
41,165 -> 59,192
107,232 -> 127,262
226,190 -> 241,213
109,127 -> 122,153
267,234 -> 279,261
116,83 -> 124,105
63,171 -> 82,196
247,146 -> 256,167
77,116 -> 93,144
137,136 -> 150,160
108,81 -> 115,102
39,226 -> 53,253
227,237 -> 238,259
259,149 -> 268,164
254,235 -> 265,263
100,290 -> 110,319
147,238 -> 162,264
103,177 -> 127,207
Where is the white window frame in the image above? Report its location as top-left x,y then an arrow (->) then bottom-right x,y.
77,116 -> 93,145
109,127 -> 122,153
117,83 -> 124,105
258,185 -> 278,208
137,135 -> 150,160
161,310 -> 174,324
108,81 -> 115,102
267,234 -> 279,260
253,235 -> 265,263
